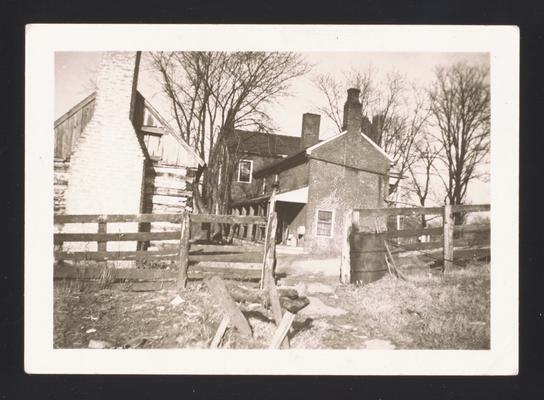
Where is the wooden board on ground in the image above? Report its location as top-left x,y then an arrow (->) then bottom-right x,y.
268,311 -> 296,349
205,276 -> 252,338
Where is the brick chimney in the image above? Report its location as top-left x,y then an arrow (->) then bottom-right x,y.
300,113 -> 321,150
64,52 -> 145,252
343,88 -> 363,136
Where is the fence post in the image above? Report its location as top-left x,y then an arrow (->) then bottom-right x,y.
340,211 -> 352,284
260,211 -> 278,289
248,205 -> 255,242
97,218 -> 107,268
177,213 -> 190,290
443,202 -> 454,272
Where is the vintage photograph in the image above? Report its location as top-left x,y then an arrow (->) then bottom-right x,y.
53,49 -> 490,350
25,25 -> 518,375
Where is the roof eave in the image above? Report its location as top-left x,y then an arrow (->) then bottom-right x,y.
253,150 -> 308,178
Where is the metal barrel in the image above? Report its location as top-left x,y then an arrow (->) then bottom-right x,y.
349,232 -> 387,285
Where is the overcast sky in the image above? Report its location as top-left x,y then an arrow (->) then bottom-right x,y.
55,51 -> 490,204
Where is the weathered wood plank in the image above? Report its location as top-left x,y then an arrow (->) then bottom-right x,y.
355,207 -> 443,218
189,253 -> 263,263
54,214 -> 183,224
388,237 -> 490,254
443,204 -> 454,271
268,311 -> 295,350
340,212 -> 352,284
97,221 -> 108,268
261,212 -> 278,288
144,187 -> 193,197
54,231 -> 180,244
54,264 -> 262,281
383,227 -> 443,238
205,276 -> 252,338
388,241 -> 443,253
54,265 -> 178,280
454,223 -> 491,233
266,269 -> 289,349
454,237 -> 491,247
453,247 -> 490,259
146,194 -> 189,207
55,250 -> 179,261
190,214 -> 267,225
177,213 -> 190,290
451,204 -> 490,213
210,316 -> 230,349
190,244 -> 265,253
191,261 -> 262,270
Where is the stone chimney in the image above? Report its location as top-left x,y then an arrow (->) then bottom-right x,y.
64,52 -> 145,251
342,88 -> 363,136
300,113 -> 321,150
369,114 -> 385,146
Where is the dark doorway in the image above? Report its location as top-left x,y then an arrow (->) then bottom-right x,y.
275,201 -> 306,245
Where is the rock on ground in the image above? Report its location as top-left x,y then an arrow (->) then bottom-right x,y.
363,339 -> 396,349
306,282 -> 335,294
298,296 -> 347,317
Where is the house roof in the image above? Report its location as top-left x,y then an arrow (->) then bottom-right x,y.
254,129 -> 392,178
136,92 -> 204,166
54,91 -> 204,166
225,129 -> 302,158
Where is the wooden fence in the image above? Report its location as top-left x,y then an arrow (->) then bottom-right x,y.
54,212 -> 276,290
340,204 -> 490,283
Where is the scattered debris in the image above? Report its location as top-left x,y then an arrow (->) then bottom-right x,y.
363,339 -> 396,350
169,295 -> 185,306
85,328 -> 97,334
88,339 -> 113,349
337,324 -> 356,331
123,337 -> 147,349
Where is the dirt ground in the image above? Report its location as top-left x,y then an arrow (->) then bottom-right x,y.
54,259 -> 490,350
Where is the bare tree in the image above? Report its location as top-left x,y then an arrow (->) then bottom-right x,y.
151,51 -> 309,223
429,62 -> 490,219
406,133 -> 443,226
314,68 -> 374,132
314,70 -> 429,201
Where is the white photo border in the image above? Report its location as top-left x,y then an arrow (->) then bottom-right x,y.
25,24 -> 519,375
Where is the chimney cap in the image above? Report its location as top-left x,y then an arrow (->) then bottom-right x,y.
347,88 -> 361,102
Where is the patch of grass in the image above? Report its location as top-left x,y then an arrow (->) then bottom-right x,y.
338,262 -> 490,349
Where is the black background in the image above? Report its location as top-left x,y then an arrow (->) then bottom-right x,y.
1,0 -> 541,398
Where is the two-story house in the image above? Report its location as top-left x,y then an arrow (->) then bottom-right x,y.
228,88 -> 393,255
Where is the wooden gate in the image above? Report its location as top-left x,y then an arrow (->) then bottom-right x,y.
54,212 -> 277,289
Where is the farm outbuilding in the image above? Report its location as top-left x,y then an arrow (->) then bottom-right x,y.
54,51 -> 204,250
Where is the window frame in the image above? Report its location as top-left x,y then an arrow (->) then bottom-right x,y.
237,159 -> 253,183
315,209 -> 334,238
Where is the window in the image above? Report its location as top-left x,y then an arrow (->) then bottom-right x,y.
237,160 -> 253,183
316,209 -> 334,237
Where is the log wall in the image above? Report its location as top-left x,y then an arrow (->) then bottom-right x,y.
142,162 -> 196,249
54,159 -> 70,214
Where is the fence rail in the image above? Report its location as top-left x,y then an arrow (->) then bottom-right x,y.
340,204 -> 490,284
54,212 -> 276,290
